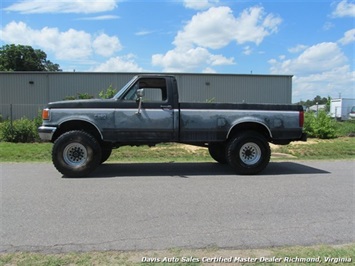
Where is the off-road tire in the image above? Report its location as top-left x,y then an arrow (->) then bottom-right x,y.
208,143 -> 227,164
226,131 -> 270,175
52,130 -> 102,177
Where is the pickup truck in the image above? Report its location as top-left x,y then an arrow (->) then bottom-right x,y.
38,74 -> 307,177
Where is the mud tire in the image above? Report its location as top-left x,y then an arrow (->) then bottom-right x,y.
52,130 -> 102,177
226,131 -> 270,175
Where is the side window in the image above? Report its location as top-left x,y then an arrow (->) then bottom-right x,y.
122,83 -> 139,100
122,78 -> 167,102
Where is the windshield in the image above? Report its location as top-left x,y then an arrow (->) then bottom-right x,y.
113,76 -> 139,100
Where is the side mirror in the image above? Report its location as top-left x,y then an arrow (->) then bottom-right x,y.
136,88 -> 145,98
136,89 -> 144,115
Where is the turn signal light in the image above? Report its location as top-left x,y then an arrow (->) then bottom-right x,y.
42,109 -> 50,120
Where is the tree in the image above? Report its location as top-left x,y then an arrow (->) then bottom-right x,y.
0,44 -> 62,71
297,95 -> 329,108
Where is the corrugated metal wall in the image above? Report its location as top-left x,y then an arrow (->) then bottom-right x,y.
0,73 -> 49,119
0,72 -> 292,119
47,73 -> 133,101
174,73 -> 292,103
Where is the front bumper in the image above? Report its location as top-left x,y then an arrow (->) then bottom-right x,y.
38,126 -> 57,141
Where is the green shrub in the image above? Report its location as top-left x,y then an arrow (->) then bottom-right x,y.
33,110 -> 43,129
99,85 -> 117,99
304,111 -> 337,139
64,93 -> 94,100
0,117 -> 39,143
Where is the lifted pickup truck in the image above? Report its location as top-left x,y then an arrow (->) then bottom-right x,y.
38,74 -> 306,177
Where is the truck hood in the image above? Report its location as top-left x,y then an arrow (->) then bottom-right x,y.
47,99 -> 117,109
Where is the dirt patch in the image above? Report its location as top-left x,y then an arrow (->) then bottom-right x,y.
148,144 -> 205,152
180,144 -> 206,152
289,139 -> 319,145
271,152 -> 297,159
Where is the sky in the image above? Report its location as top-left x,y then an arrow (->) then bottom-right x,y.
0,0 -> 354,102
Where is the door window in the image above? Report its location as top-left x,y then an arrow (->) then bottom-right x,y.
122,78 -> 167,102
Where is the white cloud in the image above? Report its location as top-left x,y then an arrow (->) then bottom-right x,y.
288,44 -> 308,53
202,67 -> 217,73
322,21 -> 334,31
78,15 -> 120,21
183,0 -> 219,10
0,21 -> 122,59
270,42 -> 347,75
153,5 -> 280,72
338,28 -> 355,45
0,21 -> 91,59
174,6 -> 282,50
332,0 -> 355,18
135,30 -> 155,36
90,55 -> 144,72
243,46 -> 252,55
269,42 -> 354,101
293,65 -> 355,101
93,34 -> 122,57
4,0 -> 119,14
152,47 -> 234,72
174,6 -> 235,50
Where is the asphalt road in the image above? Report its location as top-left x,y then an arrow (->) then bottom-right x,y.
0,160 -> 354,253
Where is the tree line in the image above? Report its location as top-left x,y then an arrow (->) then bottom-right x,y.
297,96 -> 331,109
0,44 -> 61,71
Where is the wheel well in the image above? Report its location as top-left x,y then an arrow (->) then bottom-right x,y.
52,120 -> 102,142
227,122 -> 271,141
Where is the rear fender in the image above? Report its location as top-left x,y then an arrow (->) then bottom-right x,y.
227,117 -> 272,140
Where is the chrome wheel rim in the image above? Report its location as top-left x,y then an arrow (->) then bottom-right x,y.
239,142 -> 261,165
63,143 -> 87,167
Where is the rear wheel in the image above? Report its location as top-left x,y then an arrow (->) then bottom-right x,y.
226,131 -> 270,175
52,130 -> 102,177
208,143 -> 227,164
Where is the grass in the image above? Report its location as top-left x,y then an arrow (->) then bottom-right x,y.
335,119 -> 355,136
1,244 -> 354,266
0,142 -> 52,162
0,142 -> 212,163
271,137 -> 355,160
1,137 -> 355,162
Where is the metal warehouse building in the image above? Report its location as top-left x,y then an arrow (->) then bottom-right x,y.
0,72 -> 292,119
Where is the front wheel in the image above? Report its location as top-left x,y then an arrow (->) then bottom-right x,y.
52,131 -> 102,177
226,131 -> 270,175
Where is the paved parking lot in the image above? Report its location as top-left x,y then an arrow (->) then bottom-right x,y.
1,160 -> 354,252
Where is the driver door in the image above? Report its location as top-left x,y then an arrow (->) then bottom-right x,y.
114,77 -> 175,142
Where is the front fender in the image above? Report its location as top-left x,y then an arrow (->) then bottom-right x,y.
53,117 -> 104,141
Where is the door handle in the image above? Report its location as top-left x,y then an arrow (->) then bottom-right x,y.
160,105 -> 172,110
